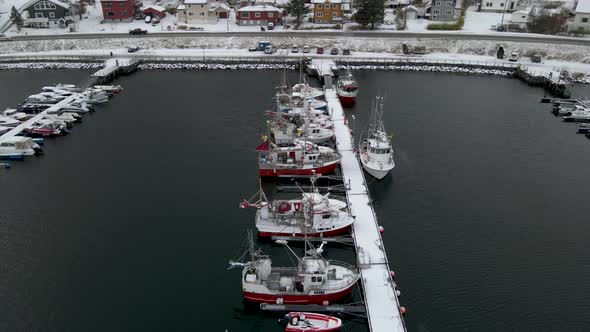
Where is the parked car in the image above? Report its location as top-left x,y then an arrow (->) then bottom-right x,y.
188,26 -> 204,31
343,48 -> 351,55
291,45 -> 299,53
134,14 -> 145,20
129,28 -> 147,35
127,46 -> 140,53
152,16 -> 161,24
267,22 -> 274,30
531,54 -> 542,63
316,47 -> 324,54
303,45 -> 310,53
0,33 -> 10,41
264,45 -> 276,54
248,46 -> 257,52
144,15 -> 152,24
509,52 -> 519,62
330,48 -> 339,55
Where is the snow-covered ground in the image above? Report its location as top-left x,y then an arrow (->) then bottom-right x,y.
405,19 -> 431,32
463,7 -> 507,33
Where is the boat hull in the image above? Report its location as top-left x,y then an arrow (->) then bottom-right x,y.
285,312 -> 342,332
338,95 -> 356,108
361,161 -> 394,180
258,224 -> 351,238
259,162 -> 339,177
243,283 -> 355,304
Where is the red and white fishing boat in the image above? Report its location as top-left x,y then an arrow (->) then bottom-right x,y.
240,178 -> 353,237
257,138 -> 341,177
281,312 -> 343,332
336,67 -> 359,108
228,232 -> 360,304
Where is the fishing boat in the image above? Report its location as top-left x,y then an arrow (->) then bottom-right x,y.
359,97 -> 395,180
292,83 -> 324,99
240,178 -> 353,237
257,138 -> 341,177
577,123 -> 590,134
0,136 -> 43,159
228,231 -> 360,304
336,67 -> 359,107
271,122 -> 334,144
280,312 -> 343,332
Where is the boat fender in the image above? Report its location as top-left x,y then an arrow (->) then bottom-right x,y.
396,290 -> 401,297
322,300 -> 329,306
390,271 -> 395,279
378,226 -> 385,233
276,297 -> 284,305
400,306 -> 407,316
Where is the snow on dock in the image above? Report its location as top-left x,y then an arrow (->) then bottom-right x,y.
309,59 -> 337,77
0,95 -> 77,142
327,88 -> 407,332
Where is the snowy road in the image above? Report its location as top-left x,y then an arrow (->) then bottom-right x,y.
4,30 -> 590,46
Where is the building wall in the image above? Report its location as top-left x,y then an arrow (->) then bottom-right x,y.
143,8 -> 166,18
183,3 -> 218,24
236,10 -> 279,25
24,0 -> 70,27
568,13 -> 590,32
101,0 -> 135,21
313,1 -> 342,23
480,0 -> 517,12
430,0 -> 456,21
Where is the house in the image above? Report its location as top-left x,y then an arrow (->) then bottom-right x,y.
426,0 -> 457,21
479,0 -> 518,12
385,0 -> 410,8
568,0 -> 590,33
142,5 -> 166,18
177,0 -> 225,24
311,0 -> 343,24
402,5 -> 418,19
100,0 -> 140,22
510,9 -> 529,27
236,5 -> 281,25
21,0 -> 71,28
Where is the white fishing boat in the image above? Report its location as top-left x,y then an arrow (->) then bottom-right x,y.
257,138 -> 341,177
241,177 -> 353,237
93,85 -> 123,94
359,97 -> 395,180
280,312 -> 343,332
0,136 -> 42,159
54,84 -> 80,92
336,67 -> 359,108
228,231 -> 360,304
0,115 -> 21,127
271,122 -> 334,145
292,83 -> 324,99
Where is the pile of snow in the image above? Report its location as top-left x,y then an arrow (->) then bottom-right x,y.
0,62 -> 102,69
343,64 -> 514,76
138,63 -> 297,70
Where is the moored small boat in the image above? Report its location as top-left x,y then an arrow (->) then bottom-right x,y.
0,136 -> 42,159
280,312 -> 343,332
336,67 -> 358,108
359,97 -> 395,180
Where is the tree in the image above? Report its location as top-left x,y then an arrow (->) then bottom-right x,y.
527,10 -> 568,35
285,0 -> 310,29
10,6 -> 24,32
353,0 -> 385,29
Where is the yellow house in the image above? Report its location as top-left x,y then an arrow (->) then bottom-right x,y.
312,0 -> 343,24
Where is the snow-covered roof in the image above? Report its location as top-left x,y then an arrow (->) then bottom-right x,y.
402,5 -> 417,11
177,4 -> 186,9
512,9 -> 529,14
575,0 -> 590,13
210,2 -> 230,11
185,0 -> 208,4
22,0 -> 70,10
311,0 -> 342,3
237,5 -> 280,11
142,5 -> 166,12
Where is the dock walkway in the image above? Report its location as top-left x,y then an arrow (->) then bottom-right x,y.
0,96 -> 77,143
327,88 -> 406,332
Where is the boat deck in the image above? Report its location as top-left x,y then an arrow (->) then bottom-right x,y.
0,96 -> 78,143
326,89 -> 407,332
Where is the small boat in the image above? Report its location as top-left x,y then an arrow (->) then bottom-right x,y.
3,108 -> 33,121
257,138 -> 341,177
241,177 -> 353,237
24,120 -> 68,137
563,108 -> 590,122
26,93 -> 64,104
54,83 -> 80,92
59,100 -> 93,114
292,83 -> 324,99
0,115 -> 21,127
359,97 -> 395,180
228,231 -> 360,305
280,312 -> 342,332
577,123 -> 590,134
41,87 -> 75,96
19,103 -> 52,114
0,136 -> 43,159
336,67 -> 359,108
81,90 -> 109,104
93,85 -> 123,94
0,126 -> 11,135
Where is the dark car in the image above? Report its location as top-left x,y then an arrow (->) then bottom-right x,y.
343,49 -> 351,55
129,28 -> 147,35
127,46 -> 140,53
330,48 -> 339,55
317,47 -> 324,54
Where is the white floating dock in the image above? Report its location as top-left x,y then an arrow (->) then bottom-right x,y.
91,58 -> 133,78
0,95 -> 78,143
310,58 -> 337,77
327,88 -> 407,332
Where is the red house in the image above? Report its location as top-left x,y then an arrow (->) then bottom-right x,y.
142,5 -> 166,18
100,0 -> 139,22
236,5 -> 281,26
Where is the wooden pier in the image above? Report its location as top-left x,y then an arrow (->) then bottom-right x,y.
88,58 -> 139,86
514,67 -> 572,98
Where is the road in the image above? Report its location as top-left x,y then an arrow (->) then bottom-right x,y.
4,31 -> 590,46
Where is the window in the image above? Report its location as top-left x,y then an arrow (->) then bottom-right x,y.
200,12 -> 204,16
316,12 -> 323,16
332,12 -> 337,17
485,2 -> 492,6
435,1 -> 441,5
121,11 -> 126,16
241,12 -> 249,18
312,277 -> 317,282
317,276 -> 323,282
201,4 -> 204,7
35,12 -> 44,18
255,12 -> 261,17
433,9 -> 439,14
107,11 -> 114,16
317,4 -> 322,8
322,214 -> 330,219
333,4 -> 339,8
446,1 -> 452,5
445,9 -> 452,15
189,12 -> 194,16
500,2 -> 504,6
103,1 -> 112,7
325,4 -> 330,9
49,12 -> 55,18
34,1 -> 57,10
268,12 -> 274,17
582,18 -> 589,23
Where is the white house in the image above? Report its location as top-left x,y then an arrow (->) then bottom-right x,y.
568,0 -> 590,33
177,0 -> 226,24
510,9 -> 529,27
480,0 -> 518,12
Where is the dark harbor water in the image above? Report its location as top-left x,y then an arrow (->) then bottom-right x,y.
1,69 -> 589,332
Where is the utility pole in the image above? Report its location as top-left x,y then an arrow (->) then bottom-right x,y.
499,0 -> 509,30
